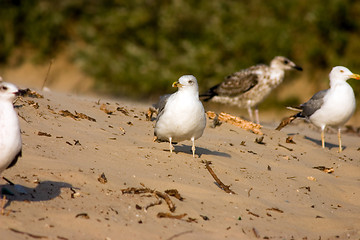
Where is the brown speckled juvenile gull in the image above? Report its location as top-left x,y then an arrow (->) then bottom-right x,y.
200,56 -> 302,124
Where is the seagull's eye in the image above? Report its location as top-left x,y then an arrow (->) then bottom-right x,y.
0,86 -> 8,91
188,80 -> 194,84
283,59 -> 289,64
340,70 -> 344,73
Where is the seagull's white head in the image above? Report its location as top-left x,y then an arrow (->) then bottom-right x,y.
329,66 -> 360,84
0,80 -> 19,102
172,75 -> 199,92
270,56 -> 303,71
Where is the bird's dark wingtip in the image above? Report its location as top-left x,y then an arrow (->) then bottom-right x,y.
199,94 -> 215,102
199,84 -> 220,101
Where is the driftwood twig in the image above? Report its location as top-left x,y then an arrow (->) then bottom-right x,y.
157,212 -> 187,219
121,187 -> 176,212
9,228 -> 48,239
155,191 -> 176,212
207,111 -> 262,135
275,115 -> 297,131
204,161 -> 236,194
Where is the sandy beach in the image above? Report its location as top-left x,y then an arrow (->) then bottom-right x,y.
0,88 -> 359,240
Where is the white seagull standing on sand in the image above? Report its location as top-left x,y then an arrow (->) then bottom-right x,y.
154,75 -> 206,157
0,78 -> 22,174
200,56 -> 302,124
0,78 -> 22,211
276,66 -> 360,152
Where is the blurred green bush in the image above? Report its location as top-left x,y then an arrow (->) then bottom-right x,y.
0,0 -> 359,101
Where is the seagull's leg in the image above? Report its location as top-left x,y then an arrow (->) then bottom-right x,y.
1,195 -> 6,215
169,137 -> 173,153
321,126 -> 325,149
247,106 -> 254,122
191,137 -> 196,158
338,128 -> 342,153
254,108 -> 260,125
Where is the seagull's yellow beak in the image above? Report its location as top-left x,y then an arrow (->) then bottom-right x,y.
172,81 -> 183,88
350,73 -> 360,80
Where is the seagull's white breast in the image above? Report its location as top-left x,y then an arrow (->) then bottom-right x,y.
0,101 -> 22,173
310,82 -> 356,128
155,90 -> 206,142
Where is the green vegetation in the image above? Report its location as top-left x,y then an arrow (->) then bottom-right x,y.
1,0 -> 360,101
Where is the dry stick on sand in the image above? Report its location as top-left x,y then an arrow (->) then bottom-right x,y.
166,230 -> 194,240
9,228 -> 48,239
204,161 -> 236,194
165,189 -> 184,201
155,191 -> 176,212
157,212 -> 187,219
275,115 -> 297,131
121,187 -> 176,212
206,111 -> 263,135
145,199 -> 162,210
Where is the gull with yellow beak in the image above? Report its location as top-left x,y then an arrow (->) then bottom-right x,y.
154,75 -> 206,157
0,78 -> 22,174
0,78 -> 22,212
276,66 -> 360,152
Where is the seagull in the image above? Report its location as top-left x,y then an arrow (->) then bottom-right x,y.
0,78 -> 22,212
0,79 -> 22,174
200,56 -> 302,124
154,75 -> 206,157
276,66 -> 360,152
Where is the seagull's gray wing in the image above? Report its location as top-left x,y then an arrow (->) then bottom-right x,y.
215,70 -> 259,96
153,94 -> 173,141
300,89 -> 329,117
154,94 -> 171,120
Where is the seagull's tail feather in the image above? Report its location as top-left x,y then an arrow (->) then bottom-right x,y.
199,84 -> 220,101
286,106 -> 302,112
275,113 -> 300,131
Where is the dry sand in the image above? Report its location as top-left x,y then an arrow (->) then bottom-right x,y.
0,88 -> 359,240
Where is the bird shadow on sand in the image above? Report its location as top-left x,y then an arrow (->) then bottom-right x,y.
304,136 -> 344,151
167,144 -> 231,158
1,180 -> 74,209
